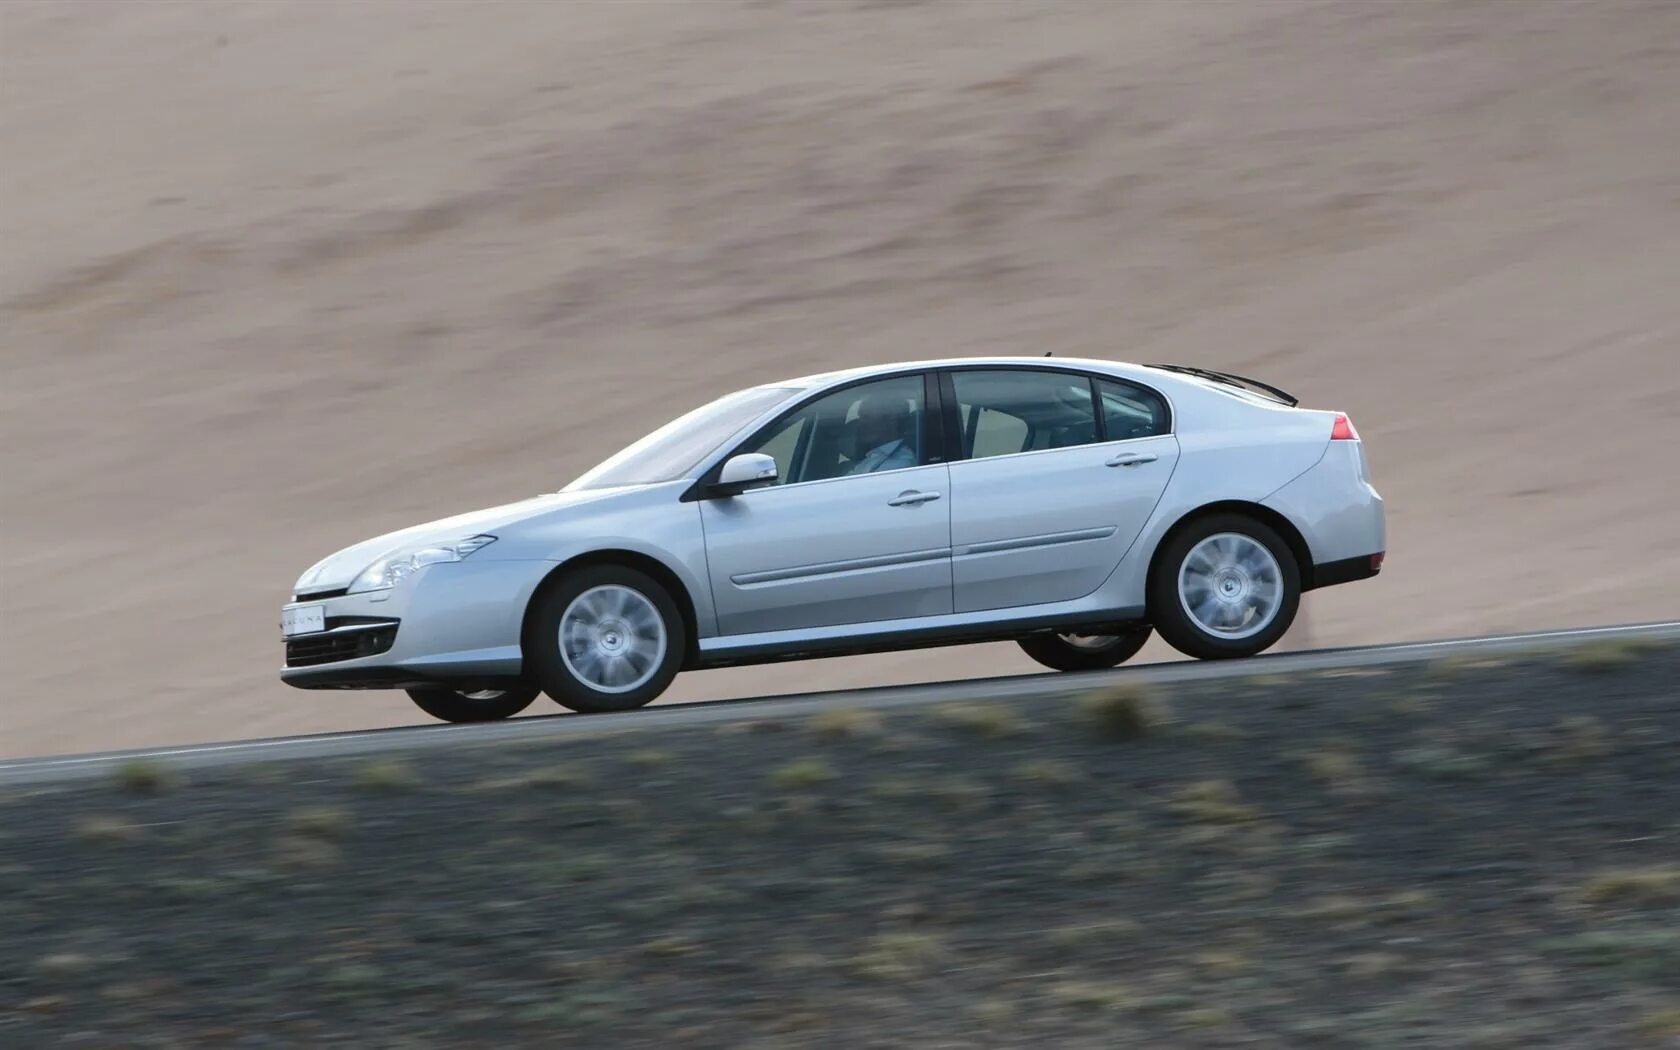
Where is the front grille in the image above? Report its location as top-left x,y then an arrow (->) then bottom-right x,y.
294,586 -> 350,601
286,621 -> 399,668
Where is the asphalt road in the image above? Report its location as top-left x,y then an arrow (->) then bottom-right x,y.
5,621 -> 1677,787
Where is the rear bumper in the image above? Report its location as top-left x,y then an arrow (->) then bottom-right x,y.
1262,440 -> 1386,572
1307,551 -> 1384,591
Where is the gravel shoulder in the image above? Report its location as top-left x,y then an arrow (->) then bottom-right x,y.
3,638 -> 1679,1047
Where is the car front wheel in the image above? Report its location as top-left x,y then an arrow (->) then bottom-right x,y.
1148,513 -> 1300,660
1017,627 -> 1152,672
406,685 -> 540,723
525,565 -> 686,713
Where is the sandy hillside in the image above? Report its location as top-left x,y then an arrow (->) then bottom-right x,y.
3,0 -> 1678,758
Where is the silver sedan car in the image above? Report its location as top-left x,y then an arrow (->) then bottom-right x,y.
281,358 -> 1384,722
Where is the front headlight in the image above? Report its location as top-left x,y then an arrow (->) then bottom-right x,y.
347,535 -> 497,595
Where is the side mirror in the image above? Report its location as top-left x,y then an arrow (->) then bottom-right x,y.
708,453 -> 778,498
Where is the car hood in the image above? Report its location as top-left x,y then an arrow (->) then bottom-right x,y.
291,487 -> 633,595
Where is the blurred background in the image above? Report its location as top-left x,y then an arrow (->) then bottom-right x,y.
3,0 -> 1678,757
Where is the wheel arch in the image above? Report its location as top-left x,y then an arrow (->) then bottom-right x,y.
1144,500 -> 1314,617
520,549 -> 703,670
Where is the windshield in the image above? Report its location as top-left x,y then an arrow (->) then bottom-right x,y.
565,385 -> 800,491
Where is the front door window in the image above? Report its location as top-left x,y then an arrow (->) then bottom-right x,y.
738,374 -> 926,484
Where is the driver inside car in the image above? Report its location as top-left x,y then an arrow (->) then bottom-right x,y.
844,394 -> 917,475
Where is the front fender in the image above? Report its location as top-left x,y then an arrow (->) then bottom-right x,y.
483,481 -> 717,637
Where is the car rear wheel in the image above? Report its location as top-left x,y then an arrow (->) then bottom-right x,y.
1017,627 -> 1152,672
526,565 -> 686,714
1148,513 -> 1300,660
406,684 -> 540,723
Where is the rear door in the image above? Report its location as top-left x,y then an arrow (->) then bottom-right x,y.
699,372 -> 954,635
942,368 -> 1178,613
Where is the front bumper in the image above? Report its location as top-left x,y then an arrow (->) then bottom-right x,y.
278,558 -> 548,690
282,664 -> 452,690
285,618 -> 400,668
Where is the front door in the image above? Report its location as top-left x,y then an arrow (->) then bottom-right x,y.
943,368 -> 1178,613
699,372 -> 954,635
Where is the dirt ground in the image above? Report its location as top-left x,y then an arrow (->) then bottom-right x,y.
3,1 -> 1678,758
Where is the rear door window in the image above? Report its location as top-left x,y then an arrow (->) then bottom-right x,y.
950,370 -> 1099,460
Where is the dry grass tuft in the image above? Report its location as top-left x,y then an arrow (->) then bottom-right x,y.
1183,721 -> 1246,744
1393,744 -> 1489,780
871,841 -> 952,867
1429,654 -> 1509,678
1577,865 -> 1680,907
354,758 -> 419,792
640,934 -> 702,958
1343,951 -> 1405,979
1549,716 -> 1611,762
971,999 -> 1018,1027
1297,745 -> 1366,791
34,952 -> 96,979
1079,684 -> 1164,740
770,757 -> 836,791
113,759 -> 178,795
1189,949 -> 1251,977
1388,695 -> 1432,717
272,834 -> 342,870
467,767 -> 591,793
1635,1006 -> 1680,1039
931,702 -> 1021,739
1290,889 -> 1438,927
807,708 -> 883,740
865,774 -> 987,812
1180,1006 -> 1235,1028
1048,918 -> 1141,948
1167,779 -> 1259,824
1044,980 -> 1139,1013
1012,758 -> 1086,788
1559,637 -> 1660,672
866,776 -> 919,802
930,776 -> 990,811
848,932 -> 945,980
284,805 -> 353,840
73,815 -> 144,844
720,718 -> 787,735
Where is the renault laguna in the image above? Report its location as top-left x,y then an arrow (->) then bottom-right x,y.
280,358 -> 1384,722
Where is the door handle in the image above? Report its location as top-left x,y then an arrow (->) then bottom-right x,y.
1105,451 -> 1159,468
887,490 -> 942,507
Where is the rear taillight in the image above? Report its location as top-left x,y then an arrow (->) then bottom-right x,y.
1330,412 -> 1359,441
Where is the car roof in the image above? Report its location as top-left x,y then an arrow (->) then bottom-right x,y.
761,357 -> 1312,417
768,356 -> 1164,391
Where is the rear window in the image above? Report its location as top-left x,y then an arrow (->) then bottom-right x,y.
1097,378 -> 1170,439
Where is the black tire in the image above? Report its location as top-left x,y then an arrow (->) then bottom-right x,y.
406,684 -> 540,723
1148,513 -> 1300,660
524,564 -> 686,714
1017,626 -> 1152,672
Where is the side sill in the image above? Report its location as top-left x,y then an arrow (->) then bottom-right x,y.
694,606 -> 1147,669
